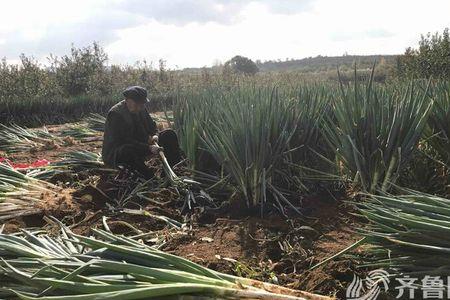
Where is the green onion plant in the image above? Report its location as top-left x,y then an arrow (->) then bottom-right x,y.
0,225 -> 328,300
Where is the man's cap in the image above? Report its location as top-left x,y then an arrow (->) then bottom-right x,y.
123,86 -> 149,103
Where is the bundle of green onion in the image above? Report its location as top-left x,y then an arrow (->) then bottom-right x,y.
53,150 -> 105,170
24,151 -> 109,181
58,123 -> 102,140
0,226 -> 329,300
0,163 -> 61,221
0,124 -> 63,153
84,113 -> 107,132
356,188 -> 450,277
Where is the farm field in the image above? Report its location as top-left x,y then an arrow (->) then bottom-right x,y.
1,71 -> 449,299
1,117 -> 360,299
0,0 -> 449,296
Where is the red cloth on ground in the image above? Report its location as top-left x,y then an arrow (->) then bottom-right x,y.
0,157 -> 50,169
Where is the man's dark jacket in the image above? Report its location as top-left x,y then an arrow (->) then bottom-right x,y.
102,100 -> 157,167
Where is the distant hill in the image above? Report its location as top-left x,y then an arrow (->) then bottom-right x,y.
182,54 -> 399,73
256,55 -> 398,72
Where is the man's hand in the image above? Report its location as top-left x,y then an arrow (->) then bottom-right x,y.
149,135 -> 159,145
149,144 -> 163,155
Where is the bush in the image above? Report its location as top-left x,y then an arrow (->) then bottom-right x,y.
223,55 -> 259,75
396,28 -> 450,79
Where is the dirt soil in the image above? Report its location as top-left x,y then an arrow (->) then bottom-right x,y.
0,118 -> 366,299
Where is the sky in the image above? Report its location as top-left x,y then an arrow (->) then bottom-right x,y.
0,0 -> 449,69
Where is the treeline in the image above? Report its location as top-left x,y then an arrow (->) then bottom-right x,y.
184,54 -> 398,82
0,43 -> 194,125
0,28 -> 449,126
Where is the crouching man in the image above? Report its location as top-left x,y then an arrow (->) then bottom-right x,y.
102,86 -> 181,179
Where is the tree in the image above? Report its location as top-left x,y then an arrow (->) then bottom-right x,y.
396,28 -> 450,79
50,42 -> 109,96
224,55 -> 259,75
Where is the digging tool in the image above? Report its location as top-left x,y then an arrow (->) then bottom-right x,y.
153,141 -> 178,182
151,140 -> 198,186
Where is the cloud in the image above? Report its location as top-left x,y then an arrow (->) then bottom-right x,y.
330,29 -> 394,42
116,0 -> 243,25
0,0 -> 316,61
115,0 -> 316,25
0,10 -> 140,58
0,0 -> 132,59
0,0 -> 449,67
259,0 -> 315,15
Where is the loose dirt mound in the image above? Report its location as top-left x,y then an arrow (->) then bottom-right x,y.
38,189 -> 77,216
161,198 -> 362,298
